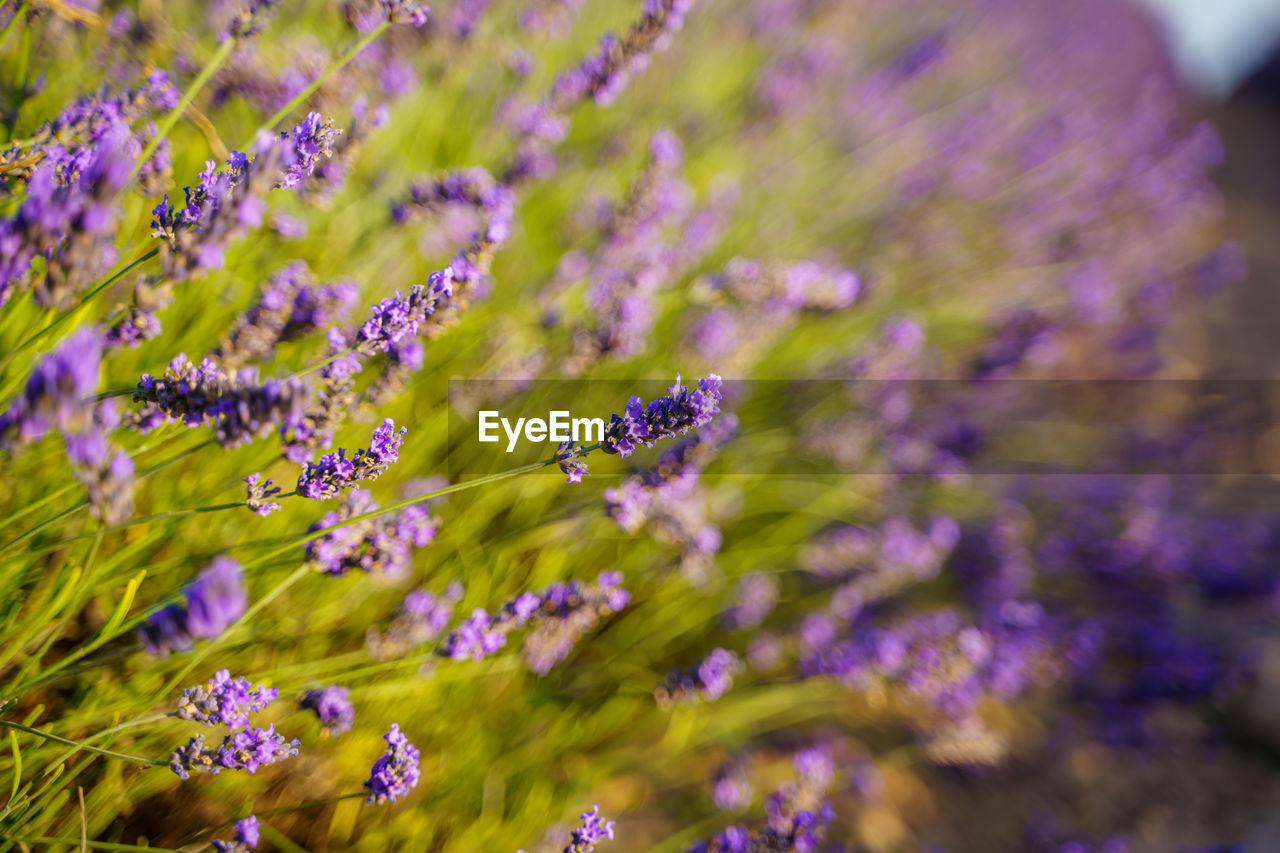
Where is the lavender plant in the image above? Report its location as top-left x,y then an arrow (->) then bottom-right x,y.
0,0 -> 1271,849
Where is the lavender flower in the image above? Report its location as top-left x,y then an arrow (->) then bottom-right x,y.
169,725 -> 299,778
439,573 -> 630,674
368,583 -> 463,659
656,648 -> 742,707
131,354 -> 309,450
66,400 -> 135,524
151,120 -> 339,281
303,487 -> 438,577
566,804 -> 616,853
687,750 -> 834,853
185,557 -> 248,639
217,725 -> 300,774
244,473 -> 282,517
222,0 -> 280,40
177,671 -> 277,729
295,418 -> 407,500
215,261 -> 357,369
212,815 -> 261,853
0,128 -> 131,308
0,327 -> 102,450
379,0 -> 429,27
281,326 -> 360,463
365,723 -> 421,804
602,375 -> 723,459
299,685 -> 355,736
711,766 -> 753,811
140,557 -> 247,656
278,113 -> 342,190
556,439 -> 590,483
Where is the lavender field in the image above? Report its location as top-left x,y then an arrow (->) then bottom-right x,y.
0,0 -> 1277,850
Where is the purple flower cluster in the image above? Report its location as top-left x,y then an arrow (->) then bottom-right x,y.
657,648 -> 742,707
212,815 -> 261,853
151,116 -> 339,279
132,353 -> 308,449
0,130 -> 131,309
244,473 -> 283,517
440,572 -> 630,674
353,272 -> 454,355
68,401 -> 136,525
688,258 -> 862,364
140,557 -> 247,657
554,130 -> 726,373
604,413 -> 734,580
364,723 -> 421,804
687,749 -> 835,853
565,804 -> 616,853
392,167 -> 517,246
296,418 -> 407,500
215,261 -> 358,369
602,374 -> 723,459
302,487 -> 438,577
169,667 -> 299,779
378,0 -> 429,27
0,327 -> 102,450
177,671 -> 278,729
367,583 -> 462,660
169,725 -> 300,778
550,0 -> 695,109
298,685 -> 356,736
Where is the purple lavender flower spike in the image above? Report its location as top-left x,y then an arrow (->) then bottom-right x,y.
566,804 -> 616,852
176,670 -> 278,729
212,815 -> 260,852
602,375 -> 723,458
0,326 -> 102,451
657,647 -> 742,707
215,724 -> 300,773
184,557 -> 247,639
368,584 -> 462,659
439,573 -> 629,673
298,685 -> 355,736
296,419 -> 406,500
244,472 -> 282,516
303,487 -> 438,577
365,723 -> 421,804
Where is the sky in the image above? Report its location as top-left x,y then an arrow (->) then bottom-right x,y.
1140,0 -> 1280,94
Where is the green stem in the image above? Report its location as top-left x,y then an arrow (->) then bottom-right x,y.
0,4 -> 30,56
8,445 -> 597,702
254,21 -> 388,141
297,345 -> 359,378
0,721 -> 165,768
154,563 -> 311,699
181,792 -> 365,847
129,39 -> 237,184
0,437 -> 214,557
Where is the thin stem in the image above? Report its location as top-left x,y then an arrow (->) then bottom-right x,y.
0,4 -> 30,56
129,39 -> 237,184
181,793 -> 365,846
297,345 -> 358,378
154,564 -> 311,699
0,438 -> 215,557
0,720 -> 166,767
7,445 -> 597,702
254,21 -> 388,141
